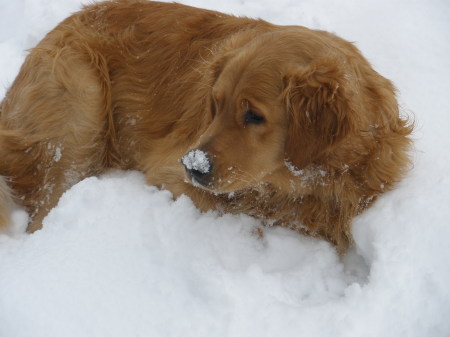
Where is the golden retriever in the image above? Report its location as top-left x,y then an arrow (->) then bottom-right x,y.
0,0 -> 412,252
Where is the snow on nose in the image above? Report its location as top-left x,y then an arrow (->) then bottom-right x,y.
182,150 -> 211,174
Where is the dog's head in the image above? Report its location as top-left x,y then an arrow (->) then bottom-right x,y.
182,30 -> 357,193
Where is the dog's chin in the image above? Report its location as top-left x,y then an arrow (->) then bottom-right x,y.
192,182 -> 274,201
184,175 -> 245,195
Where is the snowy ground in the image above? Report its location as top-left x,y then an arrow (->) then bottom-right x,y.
1,1 -> 450,336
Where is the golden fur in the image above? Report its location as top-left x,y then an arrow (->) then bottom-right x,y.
0,0 -> 412,252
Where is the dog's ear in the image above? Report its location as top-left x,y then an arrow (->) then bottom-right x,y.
284,59 -> 357,168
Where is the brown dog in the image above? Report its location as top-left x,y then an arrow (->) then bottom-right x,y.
0,0 -> 412,252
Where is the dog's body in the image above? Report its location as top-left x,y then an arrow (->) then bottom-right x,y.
0,0 -> 412,252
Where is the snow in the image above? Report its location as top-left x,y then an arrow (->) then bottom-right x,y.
284,160 -> 328,188
1,1 -> 450,337
53,147 -> 62,162
182,149 -> 211,174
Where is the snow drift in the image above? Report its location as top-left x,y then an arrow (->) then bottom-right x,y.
0,0 -> 449,336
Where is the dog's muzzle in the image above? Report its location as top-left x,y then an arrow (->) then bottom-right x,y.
182,150 -> 213,187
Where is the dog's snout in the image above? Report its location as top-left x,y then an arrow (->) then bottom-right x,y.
182,149 -> 213,187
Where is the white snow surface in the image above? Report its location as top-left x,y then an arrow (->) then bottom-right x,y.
182,150 -> 211,174
1,1 -> 450,336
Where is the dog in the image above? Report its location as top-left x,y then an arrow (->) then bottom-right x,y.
0,0 -> 412,253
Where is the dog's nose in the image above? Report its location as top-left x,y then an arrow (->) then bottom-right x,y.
182,150 -> 213,187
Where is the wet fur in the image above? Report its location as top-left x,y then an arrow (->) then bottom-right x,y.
0,0 -> 412,252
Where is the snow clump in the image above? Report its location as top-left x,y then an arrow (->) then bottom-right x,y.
182,150 -> 211,173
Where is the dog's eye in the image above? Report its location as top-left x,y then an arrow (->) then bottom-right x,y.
244,110 -> 265,125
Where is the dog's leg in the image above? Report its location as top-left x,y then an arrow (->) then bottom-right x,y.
0,175 -> 13,231
1,40 -> 115,232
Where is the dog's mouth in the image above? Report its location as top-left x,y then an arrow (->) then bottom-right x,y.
182,149 -> 242,193
181,149 -> 273,195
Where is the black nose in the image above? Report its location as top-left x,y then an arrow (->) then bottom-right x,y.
182,150 -> 213,187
